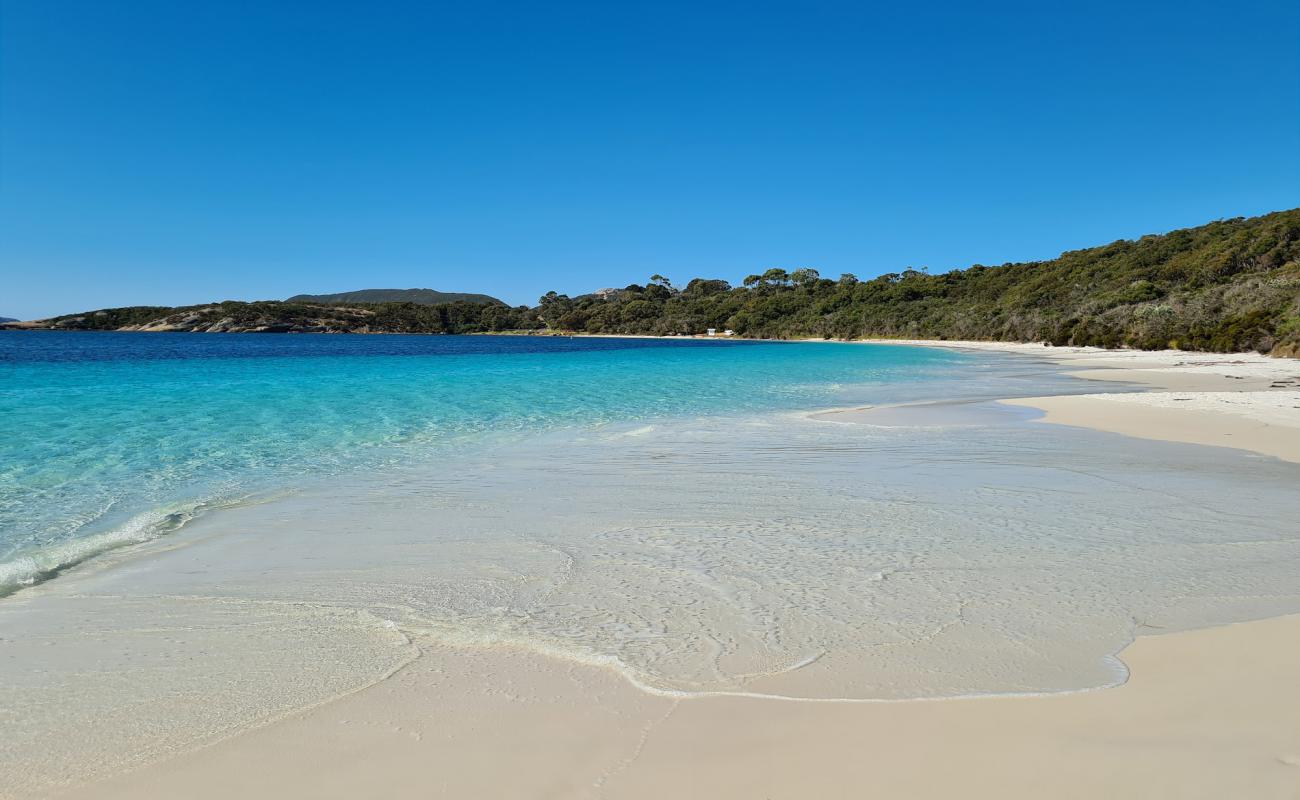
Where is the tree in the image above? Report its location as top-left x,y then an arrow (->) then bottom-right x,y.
684,278 -> 732,297
537,291 -> 574,329
790,268 -> 821,288
649,274 -> 674,291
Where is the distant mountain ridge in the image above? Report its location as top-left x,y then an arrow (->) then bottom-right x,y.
0,317 -> 16,323
286,288 -> 504,306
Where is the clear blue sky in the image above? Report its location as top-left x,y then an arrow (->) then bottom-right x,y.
2,0 -> 1297,320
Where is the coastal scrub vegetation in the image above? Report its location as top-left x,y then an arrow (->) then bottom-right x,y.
10,209 -> 1300,355
24,300 -> 543,335
535,209 -> 1300,355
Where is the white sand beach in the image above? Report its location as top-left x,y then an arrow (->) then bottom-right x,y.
45,341 -> 1300,800
56,613 -> 1300,800
871,340 -> 1300,463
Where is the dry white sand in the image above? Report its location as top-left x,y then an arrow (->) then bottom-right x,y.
866,339 -> 1300,392
1004,391 -> 1300,464
48,340 -> 1300,800
864,340 -> 1300,464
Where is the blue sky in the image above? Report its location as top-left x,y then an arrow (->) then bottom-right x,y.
2,0 -> 1297,320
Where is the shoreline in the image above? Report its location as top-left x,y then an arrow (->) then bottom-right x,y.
850,338 -> 1300,463
58,614 -> 1300,800
29,339 -> 1300,799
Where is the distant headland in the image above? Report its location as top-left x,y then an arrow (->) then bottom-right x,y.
5,209 -> 1298,356
285,288 -> 504,306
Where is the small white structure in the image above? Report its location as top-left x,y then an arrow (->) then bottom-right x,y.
706,328 -> 717,336
723,329 -> 735,336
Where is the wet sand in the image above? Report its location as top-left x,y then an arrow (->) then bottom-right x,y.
56,614 -> 1300,800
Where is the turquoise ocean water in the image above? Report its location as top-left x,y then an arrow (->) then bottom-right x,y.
0,332 -> 1002,592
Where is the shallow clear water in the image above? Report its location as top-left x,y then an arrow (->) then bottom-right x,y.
0,331 -> 1011,592
54,404 -> 1296,699
3,331 -> 1298,794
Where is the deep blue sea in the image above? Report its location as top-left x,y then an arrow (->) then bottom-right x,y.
0,331 -> 982,591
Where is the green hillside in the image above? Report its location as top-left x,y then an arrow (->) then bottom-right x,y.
538,209 -> 1300,355
8,300 -> 539,334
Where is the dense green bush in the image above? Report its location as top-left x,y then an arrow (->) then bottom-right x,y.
534,209 -> 1300,355
37,300 -> 543,335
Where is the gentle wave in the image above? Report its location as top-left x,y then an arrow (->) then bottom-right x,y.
0,494 -> 257,596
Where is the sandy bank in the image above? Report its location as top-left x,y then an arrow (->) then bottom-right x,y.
860,339 -> 1300,462
55,612 -> 1300,800
859,339 -> 1298,389
1003,391 -> 1300,464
